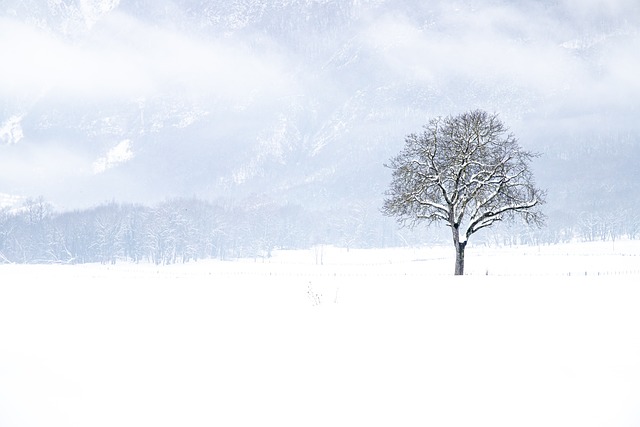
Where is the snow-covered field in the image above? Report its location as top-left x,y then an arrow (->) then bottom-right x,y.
1,241 -> 639,427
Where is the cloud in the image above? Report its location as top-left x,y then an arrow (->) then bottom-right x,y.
0,17 -> 152,100
0,12 -> 295,104
0,141 -> 90,199
358,1 -> 640,127
363,4 -> 575,88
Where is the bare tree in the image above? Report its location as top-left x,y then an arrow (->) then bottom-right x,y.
382,110 -> 545,275
93,204 -> 123,264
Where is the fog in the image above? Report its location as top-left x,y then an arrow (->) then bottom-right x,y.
1,0 -> 639,218
0,10 -> 293,102
2,4 -> 639,425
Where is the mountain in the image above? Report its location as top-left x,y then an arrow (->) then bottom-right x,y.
1,0 -> 639,241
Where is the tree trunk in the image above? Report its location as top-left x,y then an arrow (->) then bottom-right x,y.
451,225 -> 467,275
454,241 -> 466,275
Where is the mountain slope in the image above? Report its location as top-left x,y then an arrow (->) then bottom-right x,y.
1,0 -> 639,241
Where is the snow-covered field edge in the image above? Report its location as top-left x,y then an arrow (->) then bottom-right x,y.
1,240 -> 639,427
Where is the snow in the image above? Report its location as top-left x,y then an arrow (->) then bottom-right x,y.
1,241 -> 640,427
0,193 -> 23,210
92,139 -> 134,174
0,115 -> 24,146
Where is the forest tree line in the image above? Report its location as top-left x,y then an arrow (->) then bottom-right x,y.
1,195 -> 638,265
0,196 -> 397,264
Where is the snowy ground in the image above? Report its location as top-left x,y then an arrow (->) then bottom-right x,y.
1,241 -> 639,427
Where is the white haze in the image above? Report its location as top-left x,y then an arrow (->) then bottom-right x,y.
1,2 -> 629,107
0,0 -> 638,208
0,12 -> 294,102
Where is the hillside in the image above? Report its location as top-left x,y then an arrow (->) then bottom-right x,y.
1,0 -> 639,242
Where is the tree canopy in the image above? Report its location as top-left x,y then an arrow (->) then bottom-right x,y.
382,110 -> 545,274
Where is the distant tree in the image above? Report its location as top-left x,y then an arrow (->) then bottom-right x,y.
335,201 -> 375,250
121,204 -> 149,263
0,207 -> 14,263
21,197 -> 54,262
93,203 -> 124,264
382,110 -> 545,275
